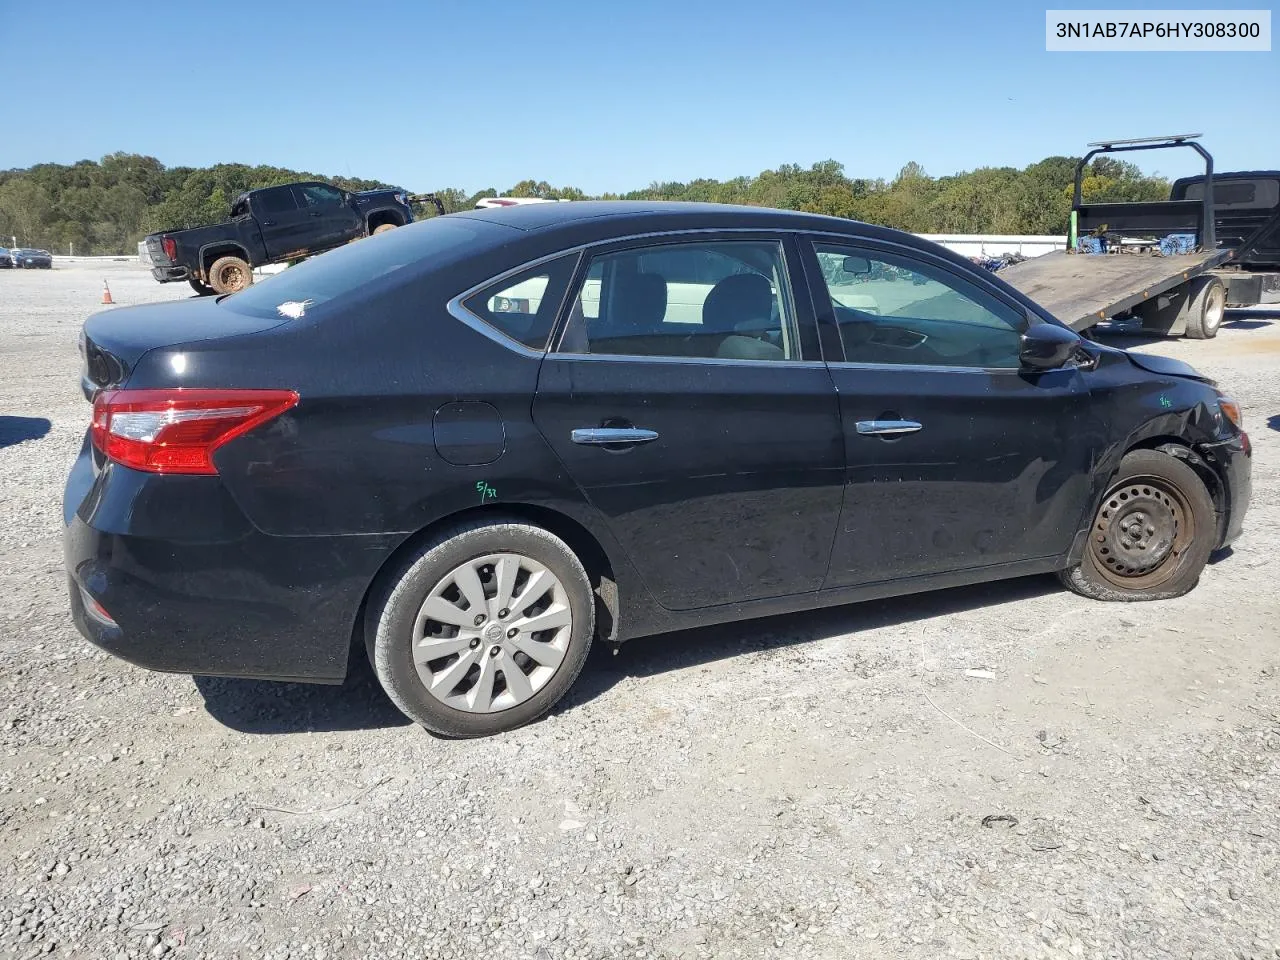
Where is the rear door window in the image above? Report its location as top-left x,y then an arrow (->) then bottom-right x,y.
256,186 -> 299,214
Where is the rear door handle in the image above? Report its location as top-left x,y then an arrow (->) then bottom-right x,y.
309,212 -> 323,217
571,427 -> 660,446
855,419 -> 922,436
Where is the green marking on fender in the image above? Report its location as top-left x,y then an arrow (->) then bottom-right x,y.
476,481 -> 497,502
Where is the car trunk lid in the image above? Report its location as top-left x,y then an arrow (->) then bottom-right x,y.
79,298 -> 290,399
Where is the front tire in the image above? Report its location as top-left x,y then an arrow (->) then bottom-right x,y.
371,222 -> 398,235
368,519 -> 595,737
207,255 -> 253,295
1059,449 -> 1215,601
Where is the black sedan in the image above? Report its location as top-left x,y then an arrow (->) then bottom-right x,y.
13,248 -> 53,268
64,202 -> 1251,737
0,249 -> 11,268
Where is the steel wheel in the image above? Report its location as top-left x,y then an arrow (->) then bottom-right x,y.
1088,475 -> 1195,590
1202,282 -> 1226,336
219,263 -> 245,289
412,553 -> 572,713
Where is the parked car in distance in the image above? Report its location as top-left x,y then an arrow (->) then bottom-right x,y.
66,201 -> 1252,737
12,248 -> 52,268
143,182 -> 442,296
0,249 -> 12,268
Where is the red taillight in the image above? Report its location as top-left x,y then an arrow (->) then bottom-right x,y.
91,389 -> 299,475
161,235 -> 177,262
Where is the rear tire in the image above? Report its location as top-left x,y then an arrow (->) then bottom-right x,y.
368,519 -> 595,737
188,277 -> 216,296
1058,449 -> 1215,602
371,222 -> 398,235
1183,276 -> 1226,340
207,255 -> 253,295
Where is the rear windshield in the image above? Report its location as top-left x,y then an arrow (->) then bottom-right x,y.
1182,178 -> 1280,209
219,218 -> 501,320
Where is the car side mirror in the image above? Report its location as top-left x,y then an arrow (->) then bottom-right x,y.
841,255 -> 871,276
1019,322 -> 1082,370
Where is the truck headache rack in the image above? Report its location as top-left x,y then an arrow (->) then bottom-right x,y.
1071,134 -> 1216,252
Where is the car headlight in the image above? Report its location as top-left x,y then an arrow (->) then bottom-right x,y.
1217,395 -> 1243,430
395,191 -> 407,206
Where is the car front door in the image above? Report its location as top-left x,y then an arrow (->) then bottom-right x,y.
293,183 -> 363,249
531,235 -> 845,611
804,237 -> 1101,588
255,186 -> 312,260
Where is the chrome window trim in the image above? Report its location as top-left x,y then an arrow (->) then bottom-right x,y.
444,223 -> 1018,362
543,352 -> 829,370
826,360 -> 1026,375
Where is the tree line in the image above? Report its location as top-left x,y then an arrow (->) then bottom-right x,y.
0,152 -> 1170,255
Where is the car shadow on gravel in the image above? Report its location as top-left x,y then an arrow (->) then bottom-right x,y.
0,415 -> 51,448
193,654 -> 411,734
558,574 -> 1062,712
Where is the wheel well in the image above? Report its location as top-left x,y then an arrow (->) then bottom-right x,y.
1123,435 -> 1225,519
345,504 -> 619,676
201,246 -> 250,273
366,211 -> 404,231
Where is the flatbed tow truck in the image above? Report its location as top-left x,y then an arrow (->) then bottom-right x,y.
998,135 -> 1280,340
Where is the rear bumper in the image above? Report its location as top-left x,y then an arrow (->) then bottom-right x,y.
63,445 -> 400,683
1199,433 -> 1251,549
150,265 -> 188,283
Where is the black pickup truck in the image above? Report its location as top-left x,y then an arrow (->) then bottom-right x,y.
144,182 -> 443,295
1171,169 -> 1280,306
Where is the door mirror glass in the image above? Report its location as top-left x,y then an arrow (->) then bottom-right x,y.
841,255 -> 871,275
1019,322 -> 1081,370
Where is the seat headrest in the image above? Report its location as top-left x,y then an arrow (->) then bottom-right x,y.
610,271 -> 668,331
702,273 -> 773,333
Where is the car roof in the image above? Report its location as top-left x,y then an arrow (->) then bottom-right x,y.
453,199 -> 867,234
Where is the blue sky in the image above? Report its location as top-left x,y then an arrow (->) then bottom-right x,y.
1,0 -> 1276,192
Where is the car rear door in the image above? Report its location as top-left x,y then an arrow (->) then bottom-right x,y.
293,183 -> 364,250
531,234 -> 845,611
254,186 -> 312,260
803,237 -> 1100,588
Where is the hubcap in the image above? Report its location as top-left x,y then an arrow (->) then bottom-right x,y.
412,553 -> 572,713
1089,476 -> 1194,589
1204,285 -> 1225,333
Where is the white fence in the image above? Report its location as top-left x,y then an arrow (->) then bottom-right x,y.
915,234 -> 1066,258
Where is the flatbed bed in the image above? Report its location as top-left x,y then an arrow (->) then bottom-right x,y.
998,248 -> 1233,330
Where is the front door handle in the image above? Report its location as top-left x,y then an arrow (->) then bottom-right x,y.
855,419 -> 922,437
571,427 -> 660,446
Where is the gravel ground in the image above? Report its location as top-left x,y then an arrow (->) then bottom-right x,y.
2,262 -> 1279,960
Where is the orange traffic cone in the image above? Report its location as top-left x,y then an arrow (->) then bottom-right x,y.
101,280 -> 113,305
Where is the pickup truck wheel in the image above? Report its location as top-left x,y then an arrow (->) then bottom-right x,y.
372,223 -> 398,235
1058,449 -> 1215,602
187,277 -> 215,296
208,255 -> 253,295
1183,276 -> 1226,340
